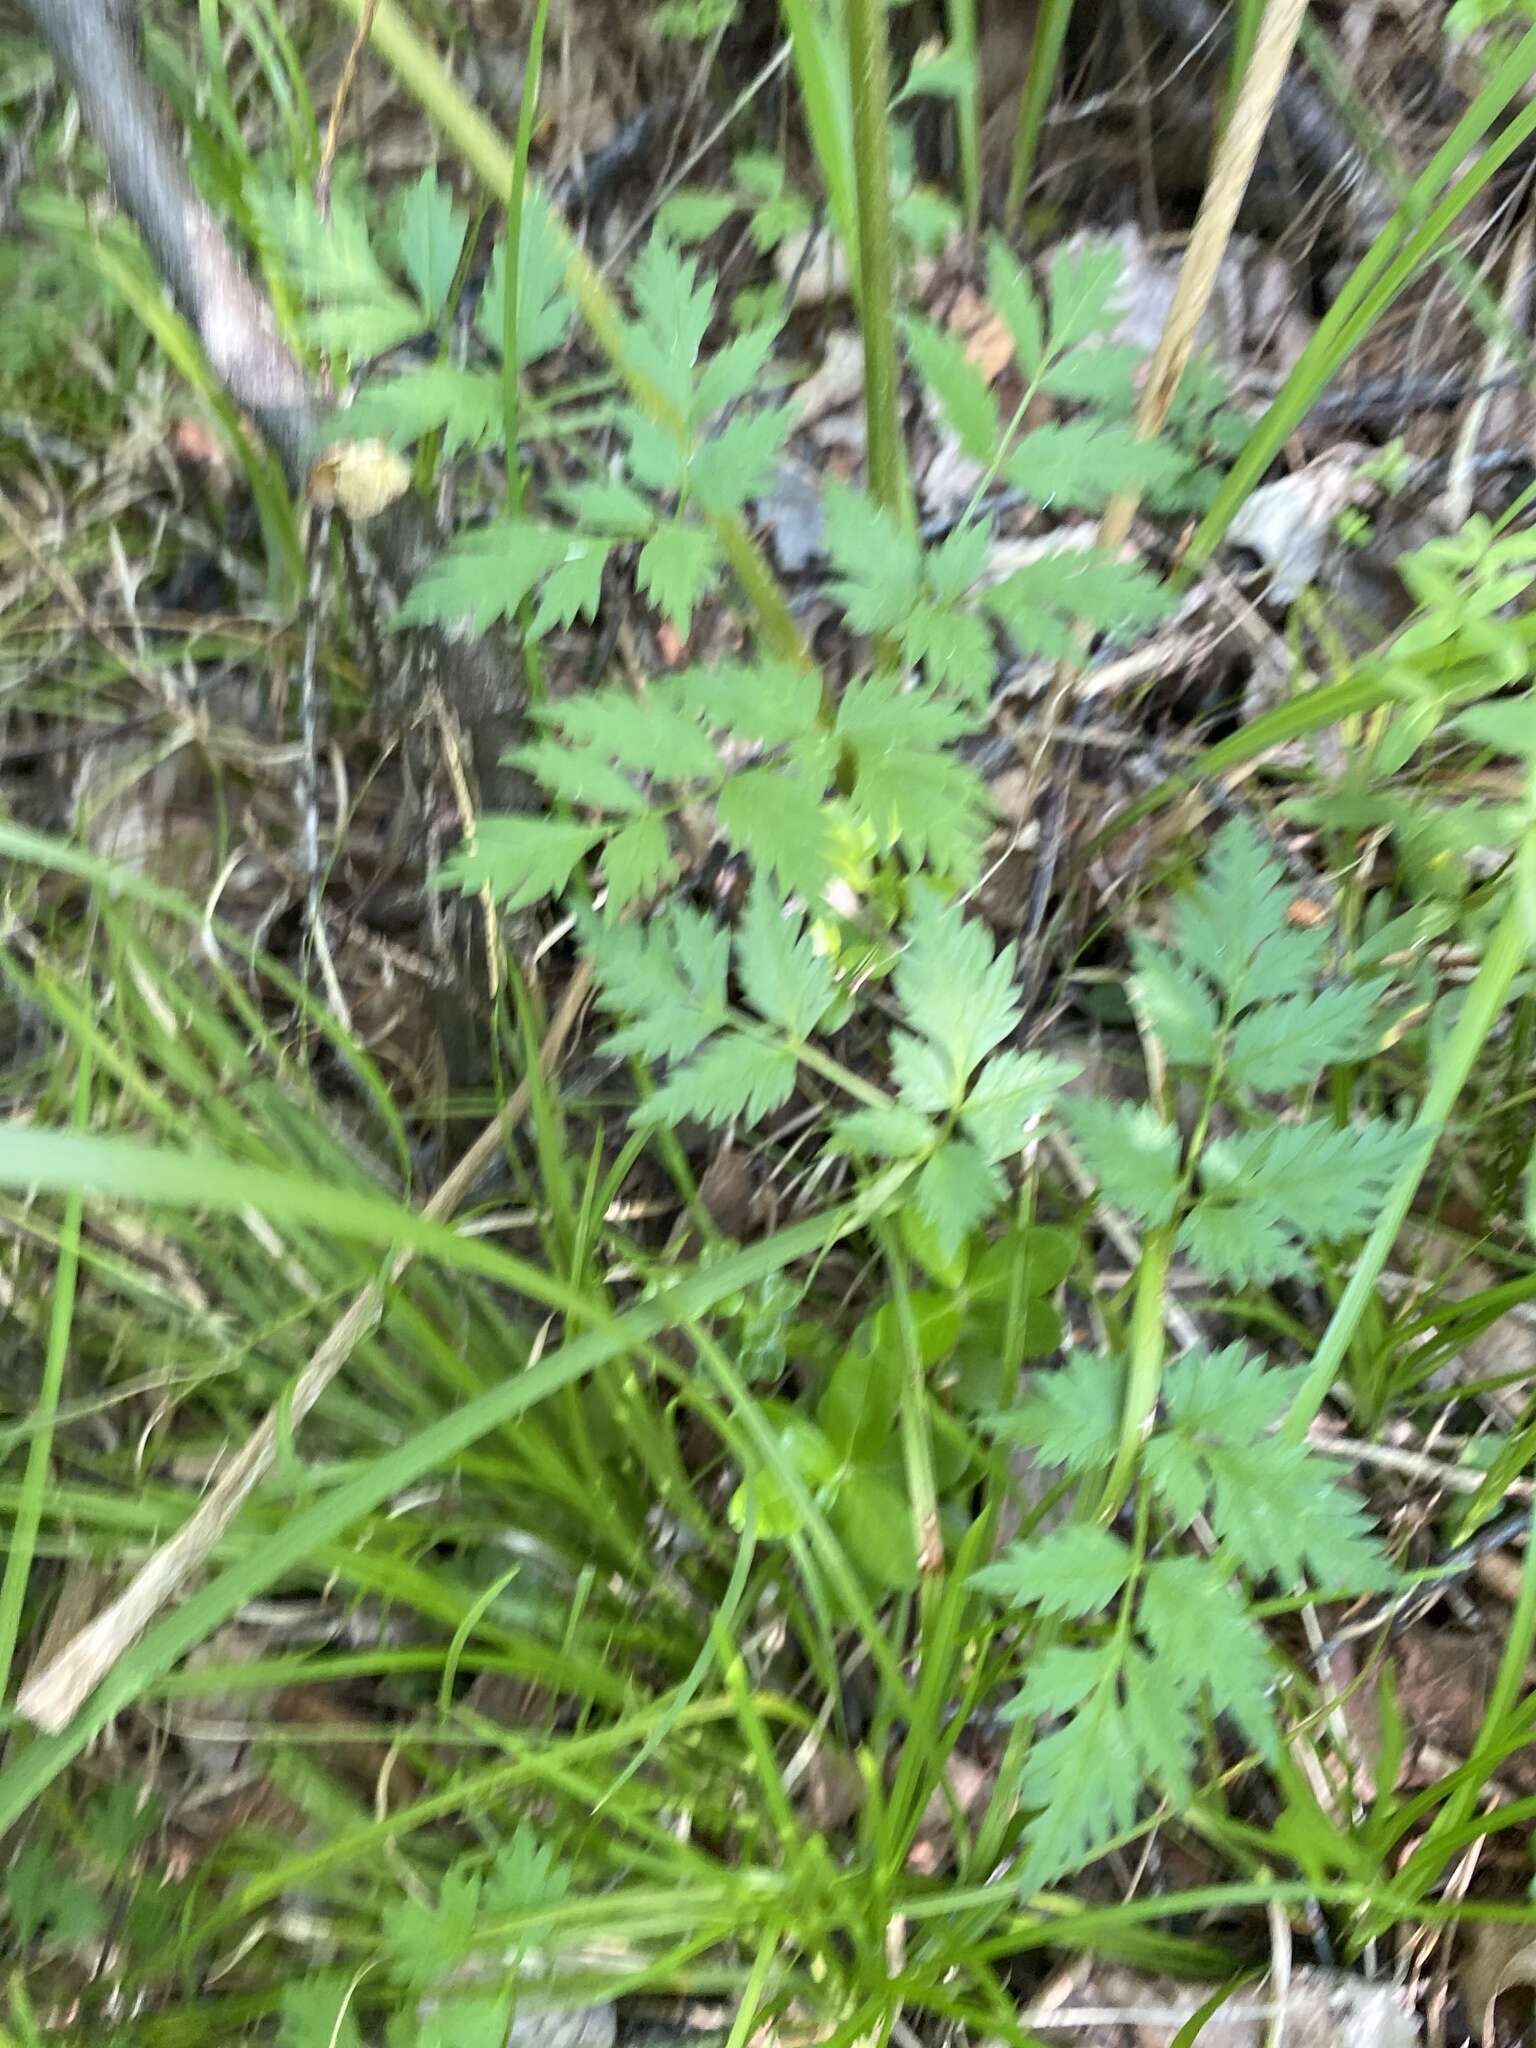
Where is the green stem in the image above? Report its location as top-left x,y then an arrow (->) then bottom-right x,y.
1004,0 -> 1075,226
328,0 -> 815,673
845,0 -> 912,524
791,1032 -> 897,1112
502,0 -> 550,513
503,0 -> 552,706
943,0 -> 981,234
1098,1223 -> 1171,1520
1283,869 -> 1533,1441
877,1222 -> 943,1590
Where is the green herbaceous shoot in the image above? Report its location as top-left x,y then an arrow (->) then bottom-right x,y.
5,0 -> 1536,2040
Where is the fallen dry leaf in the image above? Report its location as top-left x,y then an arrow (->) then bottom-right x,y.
308,437 -> 412,520
944,283 -> 1014,385
1456,1922 -> 1536,2046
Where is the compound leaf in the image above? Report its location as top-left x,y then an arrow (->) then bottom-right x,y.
436,815 -> 600,910
1004,419 -> 1192,512
914,1138 -> 1006,1262
396,519 -> 569,633
475,186 -> 572,366
381,1860 -> 481,1985
601,812 -> 676,911
587,906 -> 729,1061
1138,1556 -> 1277,1762
1059,1097 -> 1180,1226
904,311 -> 999,462
717,766 -> 837,900
971,1524 -> 1134,1617
895,895 -> 1022,1090
960,1049 -> 1077,1161
393,167 -> 467,319
637,519 -> 720,635
1226,979 -> 1390,1092
737,882 -> 838,1037
1130,937 -> 1219,1067
824,483 -> 924,634
1014,1664 -> 1143,1886
989,1349 -> 1125,1474
691,405 -> 797,514
1046,239 -> 1125,356
337,365 -> 503,455
986,237 -> 1044,380
637,1032 -> 798,1128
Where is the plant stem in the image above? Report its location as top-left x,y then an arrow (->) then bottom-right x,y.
1004,0 -> 1074,226
878,1223 -> 944,1586
944,0 -> 981,234
1283,869 -> 1533,1441
792,1032 -> 898,1112
503,0 -> 551,710
1098,1223 -> 1171,1520
502,0 -> 550,514
327,0 -> 816,672
845,0 -> 912,524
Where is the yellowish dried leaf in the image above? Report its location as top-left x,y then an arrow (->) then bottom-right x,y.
307,438 -> 411,520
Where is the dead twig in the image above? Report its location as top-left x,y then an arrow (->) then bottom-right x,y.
315,0 -> 380,216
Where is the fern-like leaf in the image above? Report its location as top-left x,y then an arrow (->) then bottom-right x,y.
1058,1098 -> 1181,1227
835,677 -> 993,874
474,187 -> 573,368
913,1139 -> 1006,1262
1182,1117 -> 1422,1284
636,1034 -> 798,1128
986,548 -> 1175,660
1138,1556 -> 1278,1762
736,882 -> 838,1038
895,895 -> 1022,1095
971,1525 -> 1133,1616
586,908 -> 729,1062
436,815 -> 600,910
392,168 -> 467,321
337,366 -> 503,455
988,1349 -> 1126,1473
396,519 -> 569,633
716,767 -> 839,901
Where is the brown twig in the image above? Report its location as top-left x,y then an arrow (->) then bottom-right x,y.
315,0 -> 380,216
16,964 -> 594,1735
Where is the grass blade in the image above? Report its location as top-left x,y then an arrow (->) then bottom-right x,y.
0,1174 -> 907,1831
0,1055 -> 90,1705
1004,0 -> 1074,225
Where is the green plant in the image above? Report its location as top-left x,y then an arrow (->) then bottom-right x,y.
1447,0 -> 1536,40
951,820 -> 1404,1888
352,230 -> 1225,892
232,72 -> 1441,1911
13,0 -> 1536,2034
737,1216 -> 1077,1589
